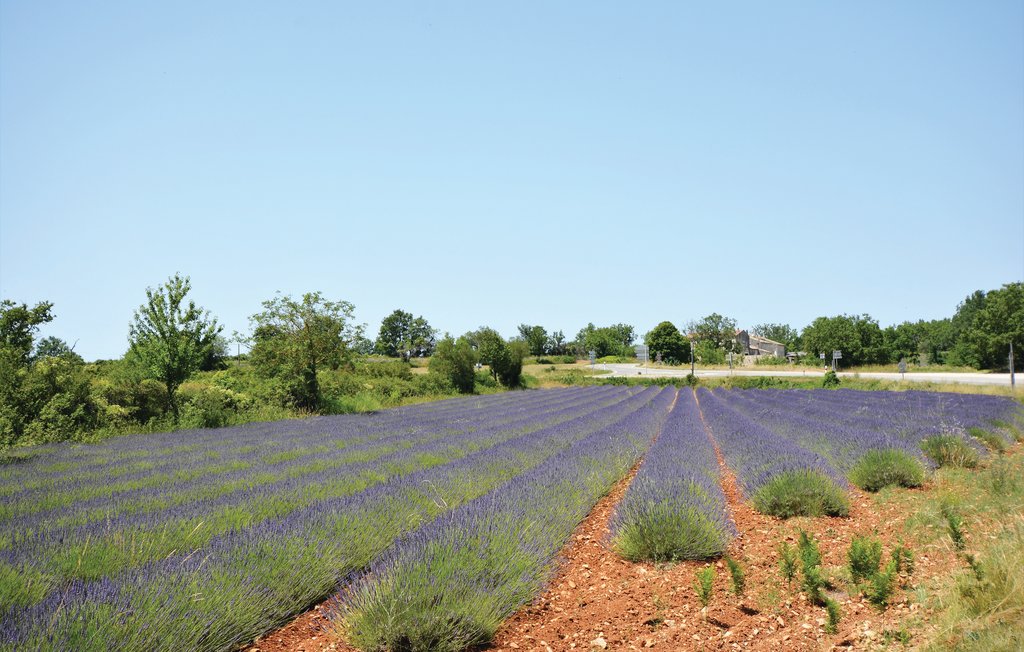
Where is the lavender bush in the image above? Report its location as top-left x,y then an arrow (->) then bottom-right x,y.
610,389 -> 733,561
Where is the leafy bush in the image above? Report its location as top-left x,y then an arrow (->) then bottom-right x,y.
921,434 -> 979,468
754,355 -> 791,366
848,535 -> 883,583
849,449 -> 925,492
822,370 -> 840,388
751,470 -> 850,518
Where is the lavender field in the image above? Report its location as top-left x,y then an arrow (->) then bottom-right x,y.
1,386 -> 1021,651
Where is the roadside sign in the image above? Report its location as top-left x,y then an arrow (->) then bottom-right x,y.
832,350 -> 842,360
819,353 -> 826,359
588,350 -> 596,366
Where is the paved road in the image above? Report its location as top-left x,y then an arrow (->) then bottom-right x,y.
596,363 -> 1018,387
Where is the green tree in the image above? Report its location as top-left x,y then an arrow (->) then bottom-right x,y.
752,323 -> 799,350
428,335 -> 477,393
644,321 -> 690,364
574,323 -> 636,358
547,330 -> 567,356
375,310 -> 437,360
468,327 -> 507,381
517,324 -> 549,356
35,336 -> 83,363
128,274 -> 222,422
801,315 -> 861,367
0,300 -> 54,363
247,291 -> 359,411
688,313 -> 740,353
494,339 -> 528,387
964,283 -> 1024,370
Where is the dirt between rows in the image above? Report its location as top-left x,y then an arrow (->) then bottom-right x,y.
245,459 -> 962,652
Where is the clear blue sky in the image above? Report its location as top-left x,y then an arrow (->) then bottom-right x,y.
2,1 -> 1022,360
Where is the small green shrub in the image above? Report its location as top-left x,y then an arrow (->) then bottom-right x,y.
824,597 -> 842,634
725,556 -> 745,597
891,544 -> 914,577
798,531 -> 826,605
849,449 -> 925,492
779,542 -> 798,585
685,373 -> 698,387
848,535 -> 883,583
921,434 -> 979,469
613,505 -> 730,562
866,559 -> 898,609
822,370 -> 840,388
694,566 -> 715,611
751,470 -> 850,519
941,501 -> 967,552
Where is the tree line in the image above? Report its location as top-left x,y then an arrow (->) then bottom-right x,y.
1,278 -> 1020,448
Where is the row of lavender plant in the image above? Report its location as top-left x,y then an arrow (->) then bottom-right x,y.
0,385 -> 619,536
610,389 -> 733,561
695,388 -> 850,518
0,385 -> 596,502
333,386 -> 678,652
0,386 -> 638,600
1,386 -> 664,651
714,388 -> 926,473
762,389 -> 1022,447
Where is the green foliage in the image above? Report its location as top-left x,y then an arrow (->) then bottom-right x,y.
822,370 -> 840,388
374,309 -> 436,360
429,336 -> 477,394
0,299 -> 54,362
848,535 -> 883,583
921,434 -> 979,468
694,566 -> 715,610
849,449 -> 925,492
957,283 -> 1024,371
573,322 -> 636,358
725,555 -> 745,596
802,314 -> 887,367
779,541 -> 798,585
693,339 -> 725,365
246,291 -> 359,411
752,323 -> 799,351
751,470 -> 850,519
688,313 -> 740,353
128,274 -> 222,422
644,321 -> 690,365
798,531 -> 826,604
865,559 -> 898,609
516,324 -> 549,356
823,597 -> 842,634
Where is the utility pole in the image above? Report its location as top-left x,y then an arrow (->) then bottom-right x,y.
1011,341 -> 1016,390
690,340 -> 695,376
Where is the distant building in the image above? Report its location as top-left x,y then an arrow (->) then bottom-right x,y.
735,330 -> 786,358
